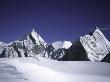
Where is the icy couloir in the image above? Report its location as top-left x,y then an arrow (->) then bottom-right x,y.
80,27 -> 110,61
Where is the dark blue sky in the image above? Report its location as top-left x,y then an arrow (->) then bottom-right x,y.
0,0 -> 110,43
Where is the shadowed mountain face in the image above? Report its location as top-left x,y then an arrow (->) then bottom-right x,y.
101,52 -> 110,63
0,28 -> 110,63
61,40 -> 89,61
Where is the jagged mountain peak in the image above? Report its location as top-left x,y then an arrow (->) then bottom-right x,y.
0,28 -> 48,58
13,28 -> 47,47
30,28 -> 47,46
31,28 -> 38,36
80,27 -> 110,61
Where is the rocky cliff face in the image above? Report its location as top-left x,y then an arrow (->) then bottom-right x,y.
61,40 -> 89,61
80,27 -> 110,61
61,28 -> 110,62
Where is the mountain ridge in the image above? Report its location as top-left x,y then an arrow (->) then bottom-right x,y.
0,28 -> 110,62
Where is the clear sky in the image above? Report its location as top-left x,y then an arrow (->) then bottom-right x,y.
0,0 -> 110,43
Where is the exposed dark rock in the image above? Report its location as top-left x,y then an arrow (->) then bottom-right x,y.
51,48 -> 65,60
61,40 -> 90,61
101,52 -> 110,63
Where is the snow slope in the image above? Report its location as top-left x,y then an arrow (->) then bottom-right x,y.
0,57 -> 110,82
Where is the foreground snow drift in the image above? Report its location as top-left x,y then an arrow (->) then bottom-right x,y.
0,57 -> 110,82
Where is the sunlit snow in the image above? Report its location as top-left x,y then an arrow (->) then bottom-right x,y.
52,41 -> 72,50
0,57 -> 110,82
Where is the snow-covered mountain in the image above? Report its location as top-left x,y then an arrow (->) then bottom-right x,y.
0,29 -> 47,58
0,27 -> 110,63
61,27 -> 110,62
52,41 -> 72,50
80,27 -> 110,61
0,29 -> 72,60
0,28 -> 110,82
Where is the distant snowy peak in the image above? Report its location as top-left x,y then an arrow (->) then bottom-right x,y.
80,27 -> 110,61
63,41 -> 72,49
0,42 -> 13,47
52,41 -> 72,50
29,29 -> 47,46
